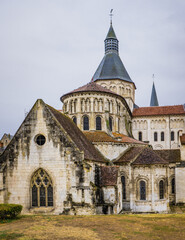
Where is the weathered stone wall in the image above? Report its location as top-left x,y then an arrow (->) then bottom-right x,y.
175,165 -> 185,203
132,116 -> 185,150
0,100 -> 97,214
95,79 -> 135,112
181,145 -> 185,160
94,143 -> 128,160
117,164 -> 169,213
62,91 -> 131,135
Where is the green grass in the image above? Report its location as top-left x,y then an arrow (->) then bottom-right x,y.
0,231 -> 23,240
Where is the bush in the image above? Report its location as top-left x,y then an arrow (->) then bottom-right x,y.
0,204 -> 23,219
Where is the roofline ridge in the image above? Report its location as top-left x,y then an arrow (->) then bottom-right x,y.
135,104 -> 184,109
131,146 -> 147,164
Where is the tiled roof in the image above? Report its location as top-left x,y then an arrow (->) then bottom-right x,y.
60,82 -> 132,116
112,132 -> 146,145
180,134 -> 185,145
61,82 -> 115,100
133,147 -> 168,165
133,105 -> 185,117
100,166 -> 119,186
47,105 -> 106,163
83,131 -> 146,145
114,146 -> 168,165
114,146 -> 144,164
154,149 -> 181,163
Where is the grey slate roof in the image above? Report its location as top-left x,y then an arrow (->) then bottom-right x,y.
92,23 -> 134,86
150,82 -> 159,106
106,24 -> 117,39
92,52 -> 133,83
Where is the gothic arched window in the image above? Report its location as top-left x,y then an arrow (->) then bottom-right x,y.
96,116 -> 102,130
138,132 -> 142,141
121,176 -> 126,200
140,181 -> 146,200
83,116 -> 89,130
171,178 -> 175,194
31,169 -> 53,207
159,180 -> 164,199
161,132 -> 164,141
109,117 -> 113,131
171,131 -> 175,141
154,132 -> 158,142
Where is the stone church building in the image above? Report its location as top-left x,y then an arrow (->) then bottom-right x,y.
0,22 -> 185,215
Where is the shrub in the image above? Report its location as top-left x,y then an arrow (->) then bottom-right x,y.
0,204 -> 23,219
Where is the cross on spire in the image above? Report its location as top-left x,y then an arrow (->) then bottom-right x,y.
110,9 -> 113,25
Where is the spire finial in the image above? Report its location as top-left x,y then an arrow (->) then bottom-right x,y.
152,73 -> 155,82
110,9 -> 113,25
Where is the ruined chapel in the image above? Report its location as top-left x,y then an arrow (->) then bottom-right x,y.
0,21 -> 185,215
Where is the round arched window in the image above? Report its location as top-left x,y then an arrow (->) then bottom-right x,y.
35,135 -> 46,146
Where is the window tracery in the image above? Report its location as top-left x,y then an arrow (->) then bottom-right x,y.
31,169 -> 53,207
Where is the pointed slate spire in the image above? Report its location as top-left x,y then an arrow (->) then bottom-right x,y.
92,17 -> 135,86
150,82 -> 159,106
105,23 -> 119,54
106,24 -> 117,39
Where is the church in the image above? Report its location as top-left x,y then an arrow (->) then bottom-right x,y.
0,20 -> 185,215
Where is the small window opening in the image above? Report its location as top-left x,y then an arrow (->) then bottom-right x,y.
73,117 -> 77,125
171,131 -> 175,141
154,132 -> 158,142
138,132 -> 142,141
109,117 -> 113,131
83,116 -> 89,130
36,135 -> 46,146
96,116 -> 102,130
140,181 -> 146,200
121,176 -> 126,200
161,132 -> 164,141
159,180 -> 164,199
171,178 -> 175,194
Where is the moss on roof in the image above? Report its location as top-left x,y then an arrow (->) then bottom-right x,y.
114,146 -> 168,165
47,105 -> 106,163
154,149 -> 181,163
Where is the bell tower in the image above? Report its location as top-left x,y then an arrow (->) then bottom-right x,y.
92,12 -> 136,111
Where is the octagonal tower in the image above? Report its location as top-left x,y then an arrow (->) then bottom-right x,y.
92,22 -> 136,112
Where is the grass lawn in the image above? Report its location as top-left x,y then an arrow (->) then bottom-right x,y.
0,214 -> 185,240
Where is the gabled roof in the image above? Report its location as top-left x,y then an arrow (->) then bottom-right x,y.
133,105 -> 185,117
83,131 -> 146,145
154,149 -> 181,163
47,104 -> 106,162
114,146 -> 168,165
150,82 -> 159,106
0,99 -> 106,163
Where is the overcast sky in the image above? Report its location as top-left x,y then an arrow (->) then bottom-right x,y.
0,0 -> 185,138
